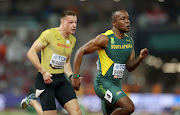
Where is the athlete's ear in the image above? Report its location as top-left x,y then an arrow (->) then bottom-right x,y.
112,20 -> 116,27
60,18 -> 65,27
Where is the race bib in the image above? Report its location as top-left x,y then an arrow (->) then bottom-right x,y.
112,63 -> 125,78
50,54 -> 67,69
104,90 -> 113,103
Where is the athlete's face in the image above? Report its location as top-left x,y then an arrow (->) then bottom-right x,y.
62,15 -> 77,34
112,10 -> 130,32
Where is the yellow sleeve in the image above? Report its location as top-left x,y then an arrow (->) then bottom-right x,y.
37,30 -> 50,47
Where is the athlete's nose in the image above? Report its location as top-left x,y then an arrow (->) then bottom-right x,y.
73,22 -> 77,27
125,18 -> 130,24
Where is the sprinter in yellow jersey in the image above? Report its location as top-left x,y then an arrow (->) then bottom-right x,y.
20,10 -> 82,115
73,10 -> 149,115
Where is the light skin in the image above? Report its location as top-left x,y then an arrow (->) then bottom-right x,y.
73,10 -> 149,115
27,15 -> 81,115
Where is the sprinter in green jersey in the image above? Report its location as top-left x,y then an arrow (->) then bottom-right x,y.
73,10 -> 149,115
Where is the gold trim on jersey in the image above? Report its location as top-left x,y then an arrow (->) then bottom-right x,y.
98,49 -> 114,76
102,30 -> 129,39
124,33 -> 129,37
102,30 -> 114,36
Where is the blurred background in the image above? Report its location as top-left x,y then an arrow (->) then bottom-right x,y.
0,0 -> 180,115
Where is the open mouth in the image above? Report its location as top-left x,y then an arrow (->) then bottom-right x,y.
127,25 -> 130,29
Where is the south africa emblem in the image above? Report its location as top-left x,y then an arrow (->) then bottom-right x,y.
110,37 -> 115,44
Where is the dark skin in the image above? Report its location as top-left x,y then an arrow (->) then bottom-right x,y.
73,10 -> 149,115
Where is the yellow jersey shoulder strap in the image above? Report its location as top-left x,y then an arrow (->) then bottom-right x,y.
102,30 -> 114,36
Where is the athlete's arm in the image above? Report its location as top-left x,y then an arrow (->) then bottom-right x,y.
126,48 -> 149,72
27,40 -> 53,84
64,54 -> 73,78
74,34 -> 108,74
72,34 -> 108,91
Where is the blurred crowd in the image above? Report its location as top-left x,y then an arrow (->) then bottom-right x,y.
0,0 -> 180,99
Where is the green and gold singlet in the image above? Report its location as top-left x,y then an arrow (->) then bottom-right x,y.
97,29 -> 134,78
94,30 -> 134,114
38,28 -> 76,74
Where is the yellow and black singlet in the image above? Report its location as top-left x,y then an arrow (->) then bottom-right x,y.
97,30 -> 134,78
38,28 -> 76,74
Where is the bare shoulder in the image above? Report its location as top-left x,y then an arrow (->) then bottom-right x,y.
93,34 -> 109,48
95,34 -> 109,41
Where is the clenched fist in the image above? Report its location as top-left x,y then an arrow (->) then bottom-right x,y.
140,48 -> 149,59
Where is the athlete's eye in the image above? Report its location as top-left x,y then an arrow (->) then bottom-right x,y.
120,17 -> 125,20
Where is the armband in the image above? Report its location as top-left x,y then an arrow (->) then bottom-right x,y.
73,74 -> 80,78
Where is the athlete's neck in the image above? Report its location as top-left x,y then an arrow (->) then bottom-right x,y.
57,27 -> 69,39
112,27 -> 124,39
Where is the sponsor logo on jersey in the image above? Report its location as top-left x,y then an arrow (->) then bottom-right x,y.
66,40 -> 70,44
126,39 -> 131,43
57,43 -> 70,48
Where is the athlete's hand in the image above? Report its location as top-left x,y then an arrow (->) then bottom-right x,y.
42,72 -> 53,84
140,48 -> 149,59
72,77 -> 81,91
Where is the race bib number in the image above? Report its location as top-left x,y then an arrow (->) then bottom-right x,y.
50,54 -> 67,69
112,63 -> 125,78
104,90 -> 113,103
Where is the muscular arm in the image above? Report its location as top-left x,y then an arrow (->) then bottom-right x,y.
72,34 -> 108,91
27,40 -> 46,74
27,40 -> 53,84
73,34 -> 108,74
126,48 -> 149,72
64,54 -> 73,77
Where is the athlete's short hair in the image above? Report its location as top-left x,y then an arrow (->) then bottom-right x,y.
60,10 -> 76,20
111,11 -> 117,22
111,10 -> 125,22
111,10 -> 120,21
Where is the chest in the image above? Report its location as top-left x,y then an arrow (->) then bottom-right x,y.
48,35 -> 73,56
105,36 -> 133,61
